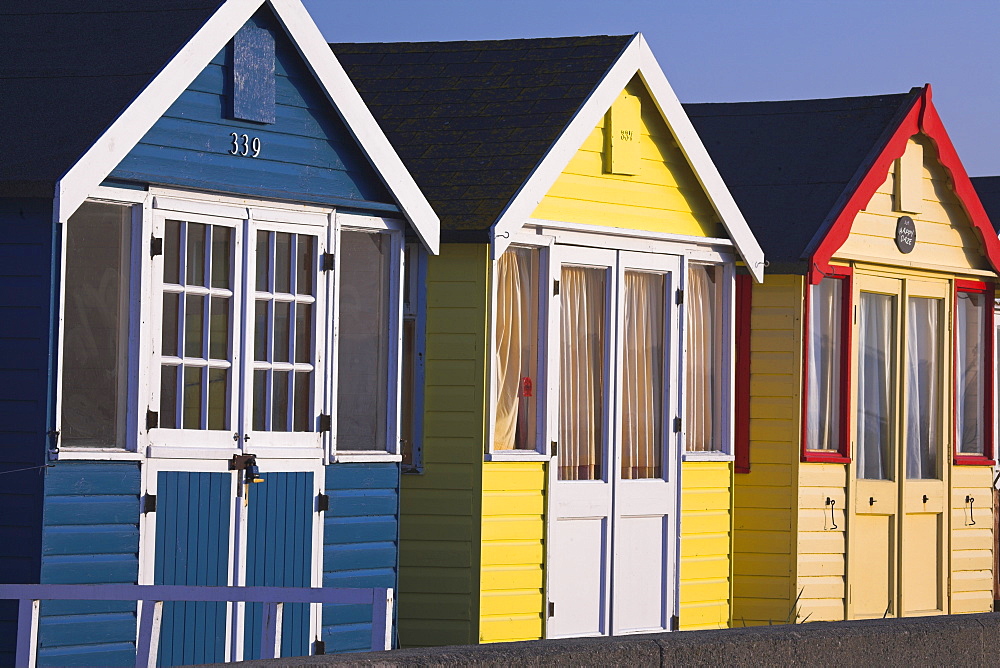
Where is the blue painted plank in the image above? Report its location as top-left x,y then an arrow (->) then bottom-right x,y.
323,570 -> 397,589
44,463 -> 142,496
325,462 -> 400,490
43,496 -> 141,526
41,555 -> 138,584
321,604 -> 372,627
323,517 -> 398,545
38,611 -> 138,646
326,490 -> 398,518
320,626 -> 373,654
36,642 -> 137,668
323,543 -> 397,571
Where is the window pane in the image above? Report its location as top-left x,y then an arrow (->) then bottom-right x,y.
61,202 -> 131,447
184,295 -> 205,358
956,292 -> 986,455
208,368 -> 228,430
275,232 -> 292,294
274,301 -> 291,363
857,292 -> 895,480
559,266 -> 606,481
209,297 -> 229,360
906,297 -> 942,478
211,226 -> 231,289
160,365 -> 178,430
272,370 -> 290,432
182,366 -> 203,429
296,235 -> 315,296
494,247 -> 539,451
253,370 -> 267,431
164,220 -> 181,284
256,230 -> 270,292
337,231 -> 390,450
622,271 -> 663,479
254,301 -> 268,361
162,293 -> 179,358
186,223 -> 207,286
294,371 -> 311,432
685,265 -> 717,452
295,303 -> 312,364
807,278 -> 843,450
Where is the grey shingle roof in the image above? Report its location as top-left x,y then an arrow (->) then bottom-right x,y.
684,90 -> 921,269
972,176 -> 1000,234
0,0 -> 224,196
331,36 -> 633,241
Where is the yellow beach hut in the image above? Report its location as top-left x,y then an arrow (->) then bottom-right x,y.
333,35 -> 765,645
687,85 -> 1000,624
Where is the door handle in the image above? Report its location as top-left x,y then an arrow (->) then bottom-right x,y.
869,496 -> 876,506
966,495 -> 976,526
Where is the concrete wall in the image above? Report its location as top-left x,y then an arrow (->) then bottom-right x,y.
207,613 -> 1000,667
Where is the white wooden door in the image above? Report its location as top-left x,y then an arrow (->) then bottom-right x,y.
546,246 -> 680,638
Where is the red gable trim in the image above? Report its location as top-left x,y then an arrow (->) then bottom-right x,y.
810,85 -> 1000,282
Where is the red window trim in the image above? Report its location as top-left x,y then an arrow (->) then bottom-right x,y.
953,280 -> 996,466
801,265 -> 853,464
734,275 -> 752,473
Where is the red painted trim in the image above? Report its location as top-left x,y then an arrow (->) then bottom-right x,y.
734,275 -> 752,473
953,282 -> 995,465
810,85 -> 1000,279
801,266 -> 853,463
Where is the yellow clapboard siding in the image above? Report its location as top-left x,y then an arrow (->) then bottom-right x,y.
797,575 -> 845,600
736,576 -> 793,599
835,135 -> 991,272
732,598 -> 792,625
797,531 -> 845,555
951,590 -> 993,614
399,244 -> 490,648
796,599 -> 846,622
734,530 -> 791,553
478,461 -> 546,643
533,77 -> 720,237
735,553 -> 792,575
950,462 -> 993,611
744,441 -> 796,465
797,552 -> 844,577
951,569 -> 993,593
734,508 -> 792,532
679,461 -> 732,628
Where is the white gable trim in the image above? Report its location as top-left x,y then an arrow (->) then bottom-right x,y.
489,33 -> 764,282
54,0 -> 439,254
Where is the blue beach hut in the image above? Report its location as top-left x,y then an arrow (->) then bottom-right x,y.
0,0 -> 438,664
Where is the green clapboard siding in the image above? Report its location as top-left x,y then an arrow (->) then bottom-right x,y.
398,244 -> 489,648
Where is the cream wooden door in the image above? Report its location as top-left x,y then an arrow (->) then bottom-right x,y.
847,273 -> 949,619
546,247 -> 680,638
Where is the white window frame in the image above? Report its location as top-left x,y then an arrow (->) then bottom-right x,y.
330,214 -> 405,463
680,257 -> 736,462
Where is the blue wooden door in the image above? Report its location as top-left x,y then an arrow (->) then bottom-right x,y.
243,471 -> 314,658
154,471 -> 232,667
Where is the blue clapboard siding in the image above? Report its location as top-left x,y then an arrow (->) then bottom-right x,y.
109,7 -> 395,213
322,463 -> 399,653
36,462 -> 141,668
244,472 -> 313,659
155,471 -> 232,667
0,199 -> 58,666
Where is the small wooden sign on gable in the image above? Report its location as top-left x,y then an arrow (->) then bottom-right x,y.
232,24 -> 276,124
605,92 -> 641,175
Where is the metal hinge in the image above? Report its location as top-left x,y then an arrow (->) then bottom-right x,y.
673,416 -> 682,433
553,279 -> 560,296
146,409 -> 159,430
675,289 -> 684,305
670,614 -> 679,631
548,601 -> 555,618
316,493 -> 330,513
551,441 -> 558,457
142,494 -> 157,514
314,640 -> 326,655
319,414 -> 332,432
150,235 -> 163,258
320,252 -> 335,271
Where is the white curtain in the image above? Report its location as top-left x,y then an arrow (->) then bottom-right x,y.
857,292 -> 894,480
559,266 -> 606,480
806,279 -> 842,451
685,265 -> 716,452
955,292 -> 985,455
494,248 -> 536,450
622,271 -> 663,479
906,297 -> 941,479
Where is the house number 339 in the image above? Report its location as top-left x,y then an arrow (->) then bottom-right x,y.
230,132 -> 262,157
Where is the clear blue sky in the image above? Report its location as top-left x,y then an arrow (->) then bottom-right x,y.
302,0 -> 1000,176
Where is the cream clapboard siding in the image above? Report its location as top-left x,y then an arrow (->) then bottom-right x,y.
479,462 -> 547,642
837,135 -> 991,274
680,461 -> 733,630
796,464 -> 847,622
950,466 -> 994,614
733,275 -> 802,625
398,244 -> 489,648
532,77 -> 720,238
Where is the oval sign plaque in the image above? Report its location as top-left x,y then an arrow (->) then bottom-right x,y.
895,216 -> 916,254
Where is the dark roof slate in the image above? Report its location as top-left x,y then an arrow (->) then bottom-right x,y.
684,91 -> 920,267
331,36 -> 633,238
972,176 -> 1000,234
0,0 -> 224,196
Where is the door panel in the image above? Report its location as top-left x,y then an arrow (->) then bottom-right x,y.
154,471 -> 234,667
901,512 -> 943,613
851,513 -> 894,618
612,513 -> 667,632
547,516 -> 609,637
